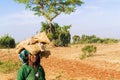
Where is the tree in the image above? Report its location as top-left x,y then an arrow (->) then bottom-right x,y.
40,22 -> 60,41
14,0 -> 83,34
59,25 -> 71,46
40,22 -> 71,46
0,34 -> 15,48
72,35 -> 80,44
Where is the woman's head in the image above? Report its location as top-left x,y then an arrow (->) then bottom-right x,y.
28,53 -> 41,64
19,49 -> 41,65
19,44 -> 47,65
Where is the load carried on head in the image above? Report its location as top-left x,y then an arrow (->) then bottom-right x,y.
16,32 -> 50,54
16,32 -> 51,64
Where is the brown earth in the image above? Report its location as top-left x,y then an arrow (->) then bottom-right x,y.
0,43 -> 120,80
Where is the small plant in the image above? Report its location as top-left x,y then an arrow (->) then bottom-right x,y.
80,52 -> 87,60
80,45 -> 97,60
52,71 -> 64,80
55,74 -> 62,79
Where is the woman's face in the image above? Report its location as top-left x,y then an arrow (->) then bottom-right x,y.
28,53 -> 40,63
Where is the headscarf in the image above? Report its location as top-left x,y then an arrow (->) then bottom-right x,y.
19,49 -> 29,64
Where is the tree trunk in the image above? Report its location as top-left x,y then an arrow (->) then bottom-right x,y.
47,20 -> 54,34
47,20 -> 51,34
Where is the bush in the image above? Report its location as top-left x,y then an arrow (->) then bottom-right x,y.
0,34 -> 15,48
80,45 -> 97,60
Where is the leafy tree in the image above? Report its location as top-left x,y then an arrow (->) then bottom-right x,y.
14,0 -> 83,34
40,22 -> 60,40
59,25 -> 71,46
40,22 -> 71,46
0,34 -> 15,48
72,35 -> 80,44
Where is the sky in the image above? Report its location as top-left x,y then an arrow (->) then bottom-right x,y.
0,0 -> 120,42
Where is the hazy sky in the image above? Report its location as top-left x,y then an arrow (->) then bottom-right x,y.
0,0 -> 120,42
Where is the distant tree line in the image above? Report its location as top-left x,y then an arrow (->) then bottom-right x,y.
72,34 -> 119,44
0,30 -> 119,49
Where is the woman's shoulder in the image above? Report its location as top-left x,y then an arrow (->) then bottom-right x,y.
19,64 -> 30,70
21,64 -> 29,68
18,64 -> 32,74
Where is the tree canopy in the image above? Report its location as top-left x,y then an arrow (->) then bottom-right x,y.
14,0 -> 83,22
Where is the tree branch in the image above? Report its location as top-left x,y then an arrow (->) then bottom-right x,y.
51,12 -> 61,21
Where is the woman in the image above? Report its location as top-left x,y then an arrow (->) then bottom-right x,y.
17,44 -> 46,80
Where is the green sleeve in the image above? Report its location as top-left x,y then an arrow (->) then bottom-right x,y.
17,66 -> 25,80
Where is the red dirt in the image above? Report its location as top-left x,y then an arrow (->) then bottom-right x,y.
1,44 -> 120,80
42,56 -> 120,80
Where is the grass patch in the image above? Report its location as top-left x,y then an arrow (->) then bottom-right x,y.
0,60 -> 21,73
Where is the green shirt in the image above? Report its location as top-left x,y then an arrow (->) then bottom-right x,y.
17,64 -> 46,80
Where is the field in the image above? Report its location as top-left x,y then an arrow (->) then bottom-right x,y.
0,43 -> 120,80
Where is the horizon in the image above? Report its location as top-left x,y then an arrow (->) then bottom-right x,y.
0,0 -> 120,42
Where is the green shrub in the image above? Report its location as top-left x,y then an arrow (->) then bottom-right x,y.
80,52 -> 87,60
0,34 -> 15,48
80,45 -> 97,60
102,38 -> 119,44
